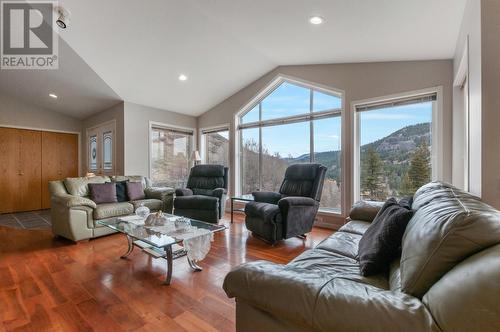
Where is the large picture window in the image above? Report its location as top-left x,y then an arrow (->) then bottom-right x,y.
354,93 -> 437,201
150,125 -> 193,188
238,79 -> 343,213
202,127 -> 229,167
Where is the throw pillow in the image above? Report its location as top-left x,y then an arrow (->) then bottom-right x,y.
88,183 -> 118,204
115,180 -> 129,202
127,182 -> 145,201
398,196 -> 413,210
358,198 -> 414,276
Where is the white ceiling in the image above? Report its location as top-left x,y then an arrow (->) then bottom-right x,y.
4,0 -> 467,117
0,37 -> 121,119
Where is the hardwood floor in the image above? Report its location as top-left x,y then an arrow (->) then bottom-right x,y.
0,213 -> 333,331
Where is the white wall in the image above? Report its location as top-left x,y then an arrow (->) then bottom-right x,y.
452,0 -> 500,209
480,0 -> 500,208
123,102 -> 197,176
0,93 -> 82,133
453,0 -> 482,195
198,60 -> 454,226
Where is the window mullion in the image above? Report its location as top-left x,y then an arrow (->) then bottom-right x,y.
258,102 -> 263,191
310,89 -> 314,162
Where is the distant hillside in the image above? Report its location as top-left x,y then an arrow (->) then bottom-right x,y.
286,122 -> 431,185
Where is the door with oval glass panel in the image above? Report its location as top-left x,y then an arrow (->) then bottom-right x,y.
86,121 -> 115,176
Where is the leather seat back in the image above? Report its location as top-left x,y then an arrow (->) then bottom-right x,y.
400,182 -> 500,298
423,244 -> 500,332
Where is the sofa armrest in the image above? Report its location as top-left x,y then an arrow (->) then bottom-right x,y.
348,200 -> 384,222
145,187 -> 174,213
252,191 -> 282,204
175,188 -> 193,197
211,187 -> 227,199
223,261 -> 322,328
52,194 -> 96,209
145,186 -> 174,200
224,261 -> 438,331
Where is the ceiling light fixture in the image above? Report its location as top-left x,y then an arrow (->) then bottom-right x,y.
49,93 -> 58,99
309,16 -> 324,25
178,74 -> 188,81
55,6 -> 71,29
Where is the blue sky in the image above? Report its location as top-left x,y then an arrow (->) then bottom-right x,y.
242,82 -> 432,158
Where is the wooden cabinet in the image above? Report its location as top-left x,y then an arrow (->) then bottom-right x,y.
41,132 -> 79,209
0,127 -> 78,213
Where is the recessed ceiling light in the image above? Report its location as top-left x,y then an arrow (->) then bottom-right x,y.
309,16 -> 324,25
178,74 -> 188,81
49,93 -> 58,99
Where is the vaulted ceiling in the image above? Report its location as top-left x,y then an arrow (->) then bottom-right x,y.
1,0 -> 467,118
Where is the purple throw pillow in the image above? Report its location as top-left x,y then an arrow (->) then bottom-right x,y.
126,182 -> 145,201
88,183 -> 118,204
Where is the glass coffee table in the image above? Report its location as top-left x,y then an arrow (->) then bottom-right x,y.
230,194 -> 254,223
98,214 -> 225,285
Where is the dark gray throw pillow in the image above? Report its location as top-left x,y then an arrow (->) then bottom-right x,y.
398,196 -> 413,210
358,198 -> 414,276
115,180 -> 128,202
88,183 -> 118,204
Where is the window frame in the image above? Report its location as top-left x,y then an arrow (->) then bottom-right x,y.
200,124 -> 230,165
351,86 -> 444,202
235,75 -> 345,214
148,121 -> 196,187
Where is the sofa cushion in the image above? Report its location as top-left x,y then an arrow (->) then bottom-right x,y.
338,220 -> 371,235
115,180 -> 128,202
358,198 -> 414,276
64,176 -> 109,197
126,182 -> 145,201
88,183 -> 118,204
112,175 -> 150,189
245,202 -> 281,223
290,249 -> 389,289
315,232 -> 362,259
131,199 -> 163,212
400,181 -> 500,298
348,200 -> 384,222
93,202 -> 134,220
175,195 -> 219,210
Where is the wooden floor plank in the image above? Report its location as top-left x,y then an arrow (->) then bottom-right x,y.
0,213 -> 333,331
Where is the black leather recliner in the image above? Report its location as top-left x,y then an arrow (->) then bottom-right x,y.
174,164 -> 229,223
245,163 -> 327,244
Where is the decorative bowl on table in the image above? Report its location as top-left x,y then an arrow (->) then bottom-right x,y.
135,203 -> 150,219
175,217 -> 191,231
145,210 -> 167,226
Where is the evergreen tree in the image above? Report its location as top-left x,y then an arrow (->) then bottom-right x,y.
407,141 -> 431,191
361,146 -> 386,200
399,172 -> 414,196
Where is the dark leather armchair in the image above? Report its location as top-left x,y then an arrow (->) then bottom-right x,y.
245,163 -> 327,244
174,164 -> 229,223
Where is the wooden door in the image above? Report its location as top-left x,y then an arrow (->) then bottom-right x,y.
41,132 -> 79,209
17,129 -> 42,212
0,128 -> 20,213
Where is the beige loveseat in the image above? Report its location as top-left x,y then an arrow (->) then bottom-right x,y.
223,182 -> 500,331
49,175 -> 174,241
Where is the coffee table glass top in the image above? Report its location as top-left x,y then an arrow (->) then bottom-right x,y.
231,194 -> 254,201
98,214 -> 225,249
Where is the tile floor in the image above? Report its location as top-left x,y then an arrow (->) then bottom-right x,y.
0,210 -> 51,230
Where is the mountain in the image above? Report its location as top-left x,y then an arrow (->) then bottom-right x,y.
287,122 -> 431,184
